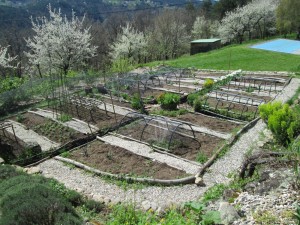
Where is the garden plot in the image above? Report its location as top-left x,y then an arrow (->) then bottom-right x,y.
70,96 -> 133,116
29,108 -> 98,134
10,112 -> 84,144
57,100 -> 124,129
2,120 -> 59,152
116,113 -> 223,161
223,75 -> 288,94
64,138 -> 195,179
175,112 -> 243,134
202,95 -> 260,121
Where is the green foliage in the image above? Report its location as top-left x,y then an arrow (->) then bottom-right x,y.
157,92 -> 180,110
294,204 -> 300,224
151,108 -> 188,117
253,210 -> 279,225
110,58 -> 134,74
0,171 -> 82,225
84,199 -> 104,213
121,93 -> 131,101
0,164 -> 23,181
107,204 -> 156,225
48,179 -> 83,207
194,98 -> 203,112
202,184 -> 227,203
203,78 -> 214,89
0,76 -> 25,94
187,92 -> 198,106
147,41 -> 300,72
196,151 -> 209,164
184,201 -> 221,225
259,101 -> 283,122
58,113 -> 72,122
259,102 -> 300,145
19,147 -> 42,160
131,93 -> 144,110
16,113 -> 24,122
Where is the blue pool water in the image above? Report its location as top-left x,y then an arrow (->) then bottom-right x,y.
251,39 -> 300,55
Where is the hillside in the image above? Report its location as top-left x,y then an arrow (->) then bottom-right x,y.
148,41 -> 300,72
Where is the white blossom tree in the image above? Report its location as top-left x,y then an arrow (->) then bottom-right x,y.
110,23 -> 148,63
25,5 -> 97,77
192,16 -> 220,39
218,0 -> 279,43
0,45 -> 16,69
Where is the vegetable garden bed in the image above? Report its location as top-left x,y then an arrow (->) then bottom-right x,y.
65,140 -> 189,179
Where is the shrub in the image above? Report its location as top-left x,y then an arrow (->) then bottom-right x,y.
203,78 -> 214,89
157,92 -> 180,110
259,101 -> 282,122
0,164 -> 22,181
259,102 -> 300,145
85,199 -> 104,213
0,174 -> 82,225
187,93 -> 198,106
194,99 -> 203,112
131,93 -> 143,110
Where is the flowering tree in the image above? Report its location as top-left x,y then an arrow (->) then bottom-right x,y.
192,16 -> 220,39
218,0 -> 279,43
147,9 -> 190,61
0,45 -> 16,69
110,23 -> 148,63
25,5 -> 97,77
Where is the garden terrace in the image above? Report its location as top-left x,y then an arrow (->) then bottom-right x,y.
115,112 -> 223,161
9,112 -> 83,145
226,76 -> 287,93
117,112 -> 199,151
63,139 -> 191,179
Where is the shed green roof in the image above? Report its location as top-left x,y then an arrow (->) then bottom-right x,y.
191,39 -> 221,43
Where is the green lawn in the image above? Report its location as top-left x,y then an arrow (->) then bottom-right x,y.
146,42 -> 300,72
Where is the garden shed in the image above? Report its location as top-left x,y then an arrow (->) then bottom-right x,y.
190,38 -> 221,55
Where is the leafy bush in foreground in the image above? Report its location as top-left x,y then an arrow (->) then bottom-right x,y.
0,166 -> 82,225
259,102 -> 300,145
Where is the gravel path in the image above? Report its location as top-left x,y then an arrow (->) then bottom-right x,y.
37,78 -> 300,209
30,109 -> 98,134
39,159 -> 208,210
5,120 -> 59,151
203,78 -> 300,185
98,135 -> 200,174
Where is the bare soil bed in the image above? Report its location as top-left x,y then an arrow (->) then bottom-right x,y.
12,112 -> 85,144
67,140 -> 189,179
176,112 -> 241,133
57,103 -> 123,129
117,121 -> 222,161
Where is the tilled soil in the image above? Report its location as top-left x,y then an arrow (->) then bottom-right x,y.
67,140 -> 189,179
176,112 -> 241,133
12,112 -> 84,144
117,122 -> 223,161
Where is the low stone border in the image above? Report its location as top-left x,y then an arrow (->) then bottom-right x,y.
55,156 -> 196,186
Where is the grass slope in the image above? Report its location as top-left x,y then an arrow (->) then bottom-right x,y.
147,42 -> 300,72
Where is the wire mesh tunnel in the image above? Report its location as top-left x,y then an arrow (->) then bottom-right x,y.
117,112 -> 201,152
203,90 -> 265,120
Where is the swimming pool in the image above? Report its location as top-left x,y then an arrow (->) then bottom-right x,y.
251,39 -> 300,55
